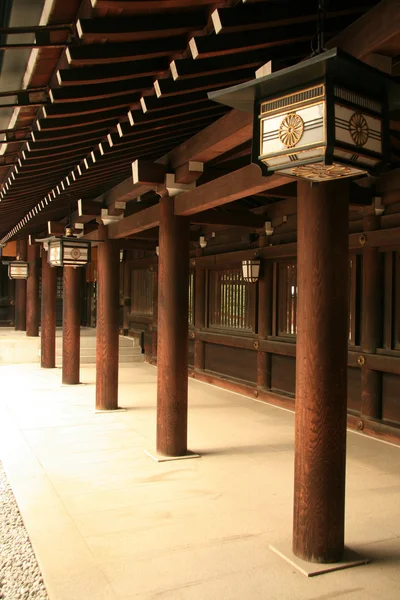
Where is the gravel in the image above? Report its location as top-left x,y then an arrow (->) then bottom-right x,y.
0,462 -> 49,600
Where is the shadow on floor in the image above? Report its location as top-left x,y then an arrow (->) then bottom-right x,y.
199,443 -> 294,456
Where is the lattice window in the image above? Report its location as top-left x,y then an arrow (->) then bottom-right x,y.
208,268 -> 256,332
56,270 -> 63,299
383,251 -> 400,350
276,263 -> 297,337
131,269 -> 154,315
348,254 -> 362,346
188,271 -> 195,326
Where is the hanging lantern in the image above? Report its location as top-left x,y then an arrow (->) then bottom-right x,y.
242,259 -> 260,283
209,48 -> 396,183
8,260 -> 29,279
37,228 -> 91,268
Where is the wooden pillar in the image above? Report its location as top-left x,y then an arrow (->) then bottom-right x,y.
122,256 -> 131,335
151,267 -> 158,362
293,180 -> 349,563
257,251 -> 272,389
15,239 -> 27,331
156,195 -> 190,457
194,257 -> 206,372
62,267 -> 81,385
26,243 -> 40,337
41,250 -> 57,368
361,215 -> 383,419
96,233 -> 120,410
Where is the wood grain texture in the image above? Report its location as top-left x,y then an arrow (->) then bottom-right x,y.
293,180 -> 349,563
122,258 -> 131,333
96,233 -> 120,410
40,250 -> 56,368
26,244 -> 40,337
361,216 -> 383,419
14,239 -> 27,332
62,267 -> 81,385
156,195 -> 190,457
151,268 -> 158,360
194,263 -> 206,371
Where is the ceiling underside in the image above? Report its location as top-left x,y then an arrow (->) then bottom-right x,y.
0,0 -> 395,242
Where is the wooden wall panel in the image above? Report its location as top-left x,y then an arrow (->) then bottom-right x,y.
204,343 -> 257,384
347,367 -> 361,413
270,354 -> 296,396
188,339 -> 194,368
382,373 -> 400,424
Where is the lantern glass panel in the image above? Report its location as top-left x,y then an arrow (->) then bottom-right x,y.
9,261 -> 29,279
242,260 -> 260,283
48,241 -> 62,267
62,241 -> 89,267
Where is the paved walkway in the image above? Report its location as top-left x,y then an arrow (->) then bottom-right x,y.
0,360 -> 399,599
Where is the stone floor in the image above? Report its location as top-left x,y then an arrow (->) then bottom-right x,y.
0,359 -> 400,599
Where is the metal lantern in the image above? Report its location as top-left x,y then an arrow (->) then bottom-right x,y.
8,260 -> 29,279
209,49 -> 397,183
47,229 -> 91,268
242,260 -> 260,283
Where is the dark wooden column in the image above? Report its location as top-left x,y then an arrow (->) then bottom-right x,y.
151,267 -> 158,362
122,255 -> 131,335
26,243 -> 40,337
361,215 -> 383,419
62,267 -> 81,385
96,231 -> 120,410
157,195 -> 190,457
194,256 -> 206,372
257,242 -> 273,389
293,180 -> 349,563
15,239 -> 27,331
41,249 -> 57,368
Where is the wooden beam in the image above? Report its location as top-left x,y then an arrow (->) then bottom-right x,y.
132,159 -> 166,186
191,210 -> 265,228
168,109 -> 252,169
47,221 -> 65,235
175,161 -> 204,184
175,165 -> 291,216
327,0 -> 400,59
76,199 -> 103,224
108,204 -> 160,239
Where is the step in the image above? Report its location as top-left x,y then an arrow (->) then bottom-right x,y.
54,336 -> 141,349
62,354 -> 145,365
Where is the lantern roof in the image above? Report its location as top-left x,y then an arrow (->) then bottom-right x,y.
209,48 -> 399,114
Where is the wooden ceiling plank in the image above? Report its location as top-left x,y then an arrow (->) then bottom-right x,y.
57,57 -> 170,86
66,36 -> 188,66
50,76 -> 154,103
35,108 -> 122,131
154,68 -> 254,98
212,2 -> 372,35
91,0 -> 223,13
128,102 -> 226,126
170,43 -> 307,80
41,92 -> 141,118
189,19 -> 344,58
76,11 -> 207,43
31,120 -> 116,141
